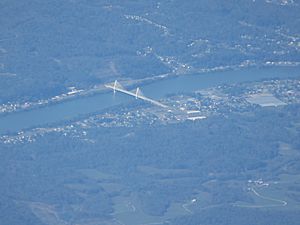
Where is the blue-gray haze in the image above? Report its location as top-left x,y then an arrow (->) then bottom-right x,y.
1,1 -> 300,225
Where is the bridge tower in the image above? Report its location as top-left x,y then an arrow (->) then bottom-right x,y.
135,87 -> 140,99
135,87 -> 145,99
113,80 -> 117,94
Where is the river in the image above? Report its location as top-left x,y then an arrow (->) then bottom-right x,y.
0,66 -> 299,134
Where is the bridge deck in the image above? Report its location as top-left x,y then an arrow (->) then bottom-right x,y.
105,84 -> 167,108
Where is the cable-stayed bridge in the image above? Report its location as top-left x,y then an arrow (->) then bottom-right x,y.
105,80 -> 167,108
